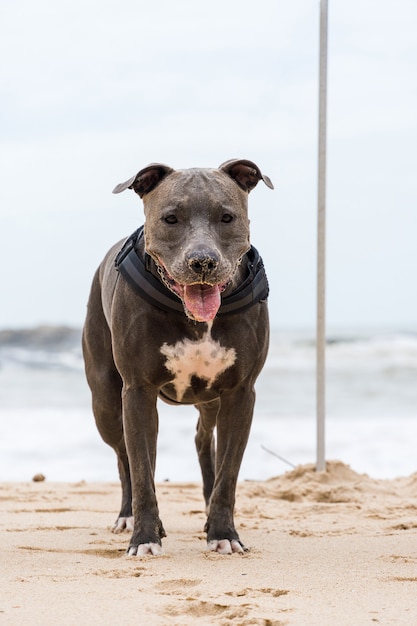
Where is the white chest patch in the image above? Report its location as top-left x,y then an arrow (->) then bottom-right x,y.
160,326 -> 236,401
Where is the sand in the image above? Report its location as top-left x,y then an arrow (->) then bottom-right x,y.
2,461 -> 417,625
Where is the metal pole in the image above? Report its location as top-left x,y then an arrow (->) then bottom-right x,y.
316,0 -> 328,472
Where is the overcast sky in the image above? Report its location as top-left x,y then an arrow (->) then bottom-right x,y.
1,0 -> 416,331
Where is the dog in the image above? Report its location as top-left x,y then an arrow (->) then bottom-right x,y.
82,159 -> 273,555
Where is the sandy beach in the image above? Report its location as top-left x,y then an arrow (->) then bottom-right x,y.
2,461 -> 417,625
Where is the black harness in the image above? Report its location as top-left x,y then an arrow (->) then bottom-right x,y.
115,226 -> 269,316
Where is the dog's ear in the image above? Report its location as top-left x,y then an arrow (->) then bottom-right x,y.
112,164 -> 174,197
219,159 -> 274,193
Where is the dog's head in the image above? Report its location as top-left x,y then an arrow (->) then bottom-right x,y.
113,160 -> 273,322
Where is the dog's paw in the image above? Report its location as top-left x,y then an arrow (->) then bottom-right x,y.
208,539 -> 246,554
127,542 -> 163,556
112,516 -> 134,533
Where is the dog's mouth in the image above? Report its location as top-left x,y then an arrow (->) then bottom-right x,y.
155,260 -> 227,322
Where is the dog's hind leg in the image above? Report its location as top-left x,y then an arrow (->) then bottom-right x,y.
195,399 -> 220,512
82,269 -> 132,532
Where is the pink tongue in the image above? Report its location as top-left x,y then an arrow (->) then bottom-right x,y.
183,284 -> 222,322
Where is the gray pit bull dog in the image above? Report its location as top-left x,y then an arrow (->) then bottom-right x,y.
82,159 -> 274,556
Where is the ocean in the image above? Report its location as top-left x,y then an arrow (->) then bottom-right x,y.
0,326 -> 416,482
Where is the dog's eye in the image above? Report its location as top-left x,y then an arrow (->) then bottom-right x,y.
221,214 -> 234,223
164,215 -> 178,224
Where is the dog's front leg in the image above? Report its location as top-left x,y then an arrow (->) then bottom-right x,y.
205,387 -> 255,554
122,386 -> 166,556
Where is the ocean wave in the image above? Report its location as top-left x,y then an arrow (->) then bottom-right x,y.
262,330 -> 417,373
0,325 -> 81,349
0,326 -> 83,370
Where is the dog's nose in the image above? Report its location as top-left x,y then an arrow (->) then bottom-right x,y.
187,250 -> 219,275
